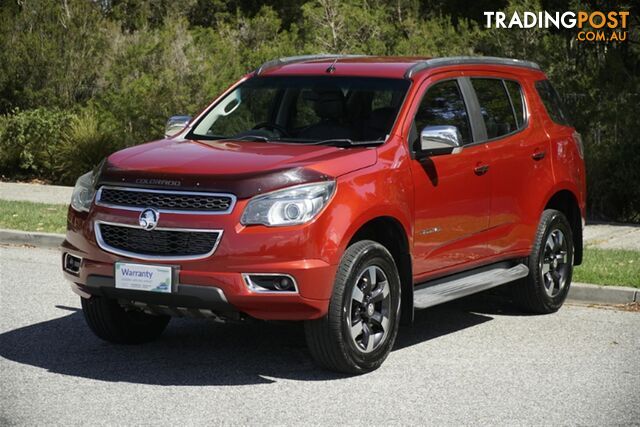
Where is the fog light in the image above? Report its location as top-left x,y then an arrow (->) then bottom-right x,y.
63,253 -> 82,275
242,274 -> 298,293
274,277 -> 294,291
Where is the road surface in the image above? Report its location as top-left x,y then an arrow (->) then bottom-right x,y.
1,244 -> 638,425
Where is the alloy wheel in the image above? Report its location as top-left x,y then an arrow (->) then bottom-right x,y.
540,229 -> 570,297
347,265 -> 391,353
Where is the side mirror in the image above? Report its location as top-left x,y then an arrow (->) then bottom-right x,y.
165,115 -> 192,138
417,125 -> 462,158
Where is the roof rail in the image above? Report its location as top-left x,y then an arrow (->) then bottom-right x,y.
404,56 -> 541,79
255,54 -> 367,75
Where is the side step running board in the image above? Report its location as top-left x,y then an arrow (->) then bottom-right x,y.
413,263 -> 529,309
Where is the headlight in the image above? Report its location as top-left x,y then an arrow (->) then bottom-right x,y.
241,181 -> 336,226
70,171 -> 97,212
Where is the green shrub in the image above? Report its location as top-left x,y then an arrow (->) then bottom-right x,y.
55,109 -> 120,185
0,114 -> 6,175
0,107 -> 118,184
586,136 -> 640,223
0,0 -> 637,223
0,108 -> 76,181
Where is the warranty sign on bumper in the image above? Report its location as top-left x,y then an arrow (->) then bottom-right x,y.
115,262 -> 173,293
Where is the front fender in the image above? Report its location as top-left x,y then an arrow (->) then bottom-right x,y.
322,162 -> 413,263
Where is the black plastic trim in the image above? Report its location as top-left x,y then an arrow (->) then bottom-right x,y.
405,56 -> 541,79
255,54 -> 367,75
83,275 -> 234,312
458,77 -> 488,143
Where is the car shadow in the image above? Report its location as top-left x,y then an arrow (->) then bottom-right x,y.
0,293 -> 518,386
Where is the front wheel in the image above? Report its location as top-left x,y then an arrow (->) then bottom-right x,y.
515,209 -> 574,314
81,295 -> 170,344
304,240 -> 401,374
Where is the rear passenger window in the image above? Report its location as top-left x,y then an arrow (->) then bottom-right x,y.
414,80 -> 472,145
535,80 -> 571,126
504,80 -> 526,128
472,78 -> 517,139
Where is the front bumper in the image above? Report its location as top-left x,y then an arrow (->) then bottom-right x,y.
62,194 -> 342,320
62,238 -> 336,320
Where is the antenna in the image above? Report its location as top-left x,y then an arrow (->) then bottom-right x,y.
326,58 -> 338,73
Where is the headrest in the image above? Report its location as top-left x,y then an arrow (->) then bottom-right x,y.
310,89 -> 345,120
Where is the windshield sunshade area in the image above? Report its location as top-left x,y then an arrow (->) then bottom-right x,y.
189,76 -> 410,144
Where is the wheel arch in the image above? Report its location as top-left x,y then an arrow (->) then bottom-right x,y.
345,215 -> 414,324
543,188 -> 583,265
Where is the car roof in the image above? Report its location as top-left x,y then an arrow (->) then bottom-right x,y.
256,55 -> 542,80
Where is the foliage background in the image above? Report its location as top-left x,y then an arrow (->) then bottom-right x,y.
0,0 -> 638,222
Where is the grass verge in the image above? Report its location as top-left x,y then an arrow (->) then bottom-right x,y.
0,200 -> 67,234
574,248 -> 640,288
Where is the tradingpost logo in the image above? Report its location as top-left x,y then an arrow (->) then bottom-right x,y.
484,10 -> 630,42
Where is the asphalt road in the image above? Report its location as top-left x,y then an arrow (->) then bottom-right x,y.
1,245 -> 638,426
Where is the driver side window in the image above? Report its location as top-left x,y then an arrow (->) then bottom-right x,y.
414,80 -> 472,145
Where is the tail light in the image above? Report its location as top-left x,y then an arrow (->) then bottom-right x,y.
572,131 -> 584,159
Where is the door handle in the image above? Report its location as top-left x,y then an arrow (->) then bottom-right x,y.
532,150 -> 546,160
474,164 -> 489,176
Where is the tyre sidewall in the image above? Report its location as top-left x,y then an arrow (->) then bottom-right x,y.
337,243 -> 401,372
81,295 -> 170,344
530,211 -> 574,311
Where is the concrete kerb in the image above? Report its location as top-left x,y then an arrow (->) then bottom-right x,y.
568,282 -> 638,305
0,228 -> 64,249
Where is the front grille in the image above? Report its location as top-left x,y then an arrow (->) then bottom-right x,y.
98,187 -> 234,212
97,223 -> 220,258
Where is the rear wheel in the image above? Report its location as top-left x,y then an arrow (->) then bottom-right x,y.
81,296 -> 170,344
305,240 -> 401,374
516,209 -> 574,313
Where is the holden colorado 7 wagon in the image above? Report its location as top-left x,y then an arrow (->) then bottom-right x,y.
62,55 -> 586,374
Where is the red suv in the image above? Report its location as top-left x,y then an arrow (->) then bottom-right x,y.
62,55 -> 586,374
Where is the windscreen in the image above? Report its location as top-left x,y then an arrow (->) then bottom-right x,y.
190,76 -> 410,143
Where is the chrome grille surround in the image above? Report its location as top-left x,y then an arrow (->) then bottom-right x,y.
95,186 -> 236,215
95,221 -> 223,261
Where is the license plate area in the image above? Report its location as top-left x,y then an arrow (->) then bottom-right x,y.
115,262 -> 175,293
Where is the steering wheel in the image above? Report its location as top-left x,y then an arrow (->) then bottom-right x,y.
252,122 -> 291,137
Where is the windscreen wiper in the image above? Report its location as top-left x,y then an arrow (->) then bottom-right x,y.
225,135 -> 271,142
310,138 -> 385,147
187,134 -> 271,142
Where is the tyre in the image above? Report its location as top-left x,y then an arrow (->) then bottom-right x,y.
304,240 -> 401,374
516,209 -> 574,314
81,295 -> 170,344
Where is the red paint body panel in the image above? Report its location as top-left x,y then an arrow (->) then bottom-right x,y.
62,57 -> 586,320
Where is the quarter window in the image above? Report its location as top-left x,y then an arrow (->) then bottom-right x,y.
535,79 -> 571,126
472,78 -> 517,139
414,80 -> 472,145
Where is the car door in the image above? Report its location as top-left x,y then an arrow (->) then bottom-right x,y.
409,76 -> 492,278
470,75 -> 554,258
